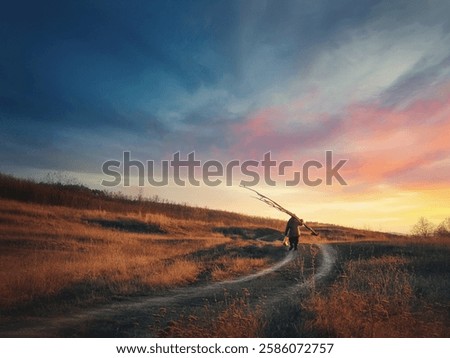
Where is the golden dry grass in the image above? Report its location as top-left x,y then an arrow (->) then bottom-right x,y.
158,289 -> 265,338
2,174 -> 447,338
211,257 -> 269,281
301,251 -> 448,337
0,198 -> 276,311
155,240 -> 449,338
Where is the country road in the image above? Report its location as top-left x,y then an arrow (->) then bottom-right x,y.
1,241 -> 337,337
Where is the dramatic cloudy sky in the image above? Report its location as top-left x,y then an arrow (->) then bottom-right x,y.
1,0 -> 449,232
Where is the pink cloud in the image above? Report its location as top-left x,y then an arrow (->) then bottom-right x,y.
227,80 -> 450,191
339,88 -> 450,187
230,109 -> 338,159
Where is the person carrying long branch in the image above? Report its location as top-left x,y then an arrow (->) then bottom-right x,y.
284,216 -> 304,251
240,186 -> 319,249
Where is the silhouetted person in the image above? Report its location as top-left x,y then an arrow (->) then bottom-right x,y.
284,216 -> 303,251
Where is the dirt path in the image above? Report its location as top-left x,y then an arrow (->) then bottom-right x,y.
264,243 -> 336,307
1,241 -> 336,337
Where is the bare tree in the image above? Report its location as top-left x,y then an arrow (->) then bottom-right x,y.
411,217 -> 435,238
434,217 -> 450,238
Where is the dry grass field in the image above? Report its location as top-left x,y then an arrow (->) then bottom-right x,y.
151,241 -> 449,338
0,198 -> 283,313
0,174 -> 448,338
296,240 -> 449,337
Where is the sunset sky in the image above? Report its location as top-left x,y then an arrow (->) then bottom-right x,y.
1,0 -> 449,233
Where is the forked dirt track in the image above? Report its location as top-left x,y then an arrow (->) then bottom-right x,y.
1,238 -> 337,337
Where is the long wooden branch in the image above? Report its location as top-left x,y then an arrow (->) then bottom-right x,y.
240,185 -> 319,236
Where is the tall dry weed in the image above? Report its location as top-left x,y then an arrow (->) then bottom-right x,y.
301,256 -> 446,337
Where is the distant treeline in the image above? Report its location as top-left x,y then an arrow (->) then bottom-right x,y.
411,216 -> 450,239
0,173 -> 282,228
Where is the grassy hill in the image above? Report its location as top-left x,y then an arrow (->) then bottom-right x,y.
0,173 -> 384,312
0,173 -> 291,313
7,172 -> 447,339
0,173 -> 282,229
